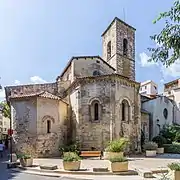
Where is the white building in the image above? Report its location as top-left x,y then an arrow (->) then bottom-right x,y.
0,111 -> 3,139
141,95 -> 180,139
140,80 -> 158,96
164,79 -> 180,109
2,116 -> 9,135
0,109 -> 10,139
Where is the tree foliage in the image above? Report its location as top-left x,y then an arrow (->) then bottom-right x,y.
148,0 -> 180,67
0,101 -> 11,119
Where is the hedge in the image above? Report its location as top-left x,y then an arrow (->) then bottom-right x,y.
163,143 -> 180,154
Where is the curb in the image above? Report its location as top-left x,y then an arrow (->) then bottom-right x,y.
12,166 -> 138,177
132,166 -> 169,178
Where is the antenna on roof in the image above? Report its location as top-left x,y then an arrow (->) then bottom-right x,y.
123,8 -> 126,22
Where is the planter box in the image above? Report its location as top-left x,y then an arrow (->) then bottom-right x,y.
20,158 -> 33,167
157,147 -> 164,154
170,170 -> 180,180
63,161 -> 81,171
111,161 -> 128,172
8,153 -> 17,162
104,152 -> 124,159
146,150 -> 156,157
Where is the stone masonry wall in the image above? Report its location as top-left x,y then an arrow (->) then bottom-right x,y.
102,18 -> 135,81
74,57 -> 115,78
72,77 -> 141,152
77,80 -> 112,150
11,99 -> 37,155
114,79 -> 141,151
11,97 -> 67,157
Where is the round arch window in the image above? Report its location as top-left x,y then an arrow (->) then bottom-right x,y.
93,70 -> 101,76
163,108 -> 168,119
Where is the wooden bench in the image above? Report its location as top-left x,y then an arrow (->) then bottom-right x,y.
80,151 -> 102,159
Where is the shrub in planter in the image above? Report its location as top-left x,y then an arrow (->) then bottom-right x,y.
18,154 -> 33,167
163,142 -> 180,154
63,152 -> 81,171
175,132 -> 180,143
59,141 -> 80,156
104,138 -> 129,159
109,155 -> 128,172
143,142 -> 158,157
168,163 -> 180,180
152,135 -> 167,154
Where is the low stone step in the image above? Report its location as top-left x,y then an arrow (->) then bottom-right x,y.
93,167 -> 109,172
40,165 -> 58,170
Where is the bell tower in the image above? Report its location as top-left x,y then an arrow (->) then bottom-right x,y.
102,17 -> 136,80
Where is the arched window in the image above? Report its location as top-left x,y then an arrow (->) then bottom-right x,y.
121,99 -> 130,122
107,41 -> 111,59
94,103 -> 99,120
42,115 -> 55,134
123,39 -> 128,56
163,108 -> 168,119
93,70 -> 101,76
47,120 -> 51,133
90,99 -> 101,121
122,102 -> 125,121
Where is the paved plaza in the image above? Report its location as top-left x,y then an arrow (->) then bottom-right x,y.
33,154 -> 180,172
1,153 -> 180,179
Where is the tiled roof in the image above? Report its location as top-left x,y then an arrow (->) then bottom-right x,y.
77,73 -> 140,84
9,91 -> 61,101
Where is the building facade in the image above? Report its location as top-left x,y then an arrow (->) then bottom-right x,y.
0,111 -> 3,139
164,79 -> 180,109
5,17 -> 141,157
140,80 -> 158,96
141,95 -> 180,139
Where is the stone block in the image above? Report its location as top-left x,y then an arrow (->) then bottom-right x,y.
40,165 -> 58,170
93,167 -> 109,172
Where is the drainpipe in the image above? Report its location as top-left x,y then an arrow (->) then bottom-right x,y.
9,102 -> 12,163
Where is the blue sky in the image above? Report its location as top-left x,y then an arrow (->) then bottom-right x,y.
0,0 -> 178,100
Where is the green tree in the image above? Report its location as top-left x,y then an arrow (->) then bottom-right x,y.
148,0 -> 180,67
0,101 -> 11,119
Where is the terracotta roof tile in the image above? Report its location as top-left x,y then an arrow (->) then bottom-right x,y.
9,91 -> 61,101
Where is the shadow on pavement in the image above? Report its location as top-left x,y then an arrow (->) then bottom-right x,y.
0,152 -> 21,180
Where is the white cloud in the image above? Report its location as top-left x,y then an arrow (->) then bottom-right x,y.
30,76 -> 47,84
14,80 -> 21,85
160,79 -> 165,83
139,52 -> 158,67
160,58 -> 180,78
139,51 -> 180,79
0,89 -> 5,100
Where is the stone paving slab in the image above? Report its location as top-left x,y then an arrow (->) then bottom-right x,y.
12,168 -> 152,180
31,154 -> 180,178
33,155 -> 180,172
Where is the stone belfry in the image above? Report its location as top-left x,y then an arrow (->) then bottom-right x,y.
102,17 -> 136,80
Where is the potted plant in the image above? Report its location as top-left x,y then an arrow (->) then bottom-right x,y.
143,141 -> 158,157
59,141 -> 80,157
63,152 -> 81,171
168,163 -> 180,180
104,138 -> 129,159
109,155 -> 128,172
18,154 -> 33,167
152,135 -> 167,154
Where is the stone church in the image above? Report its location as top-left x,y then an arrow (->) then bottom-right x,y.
5,17 -> 141,157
